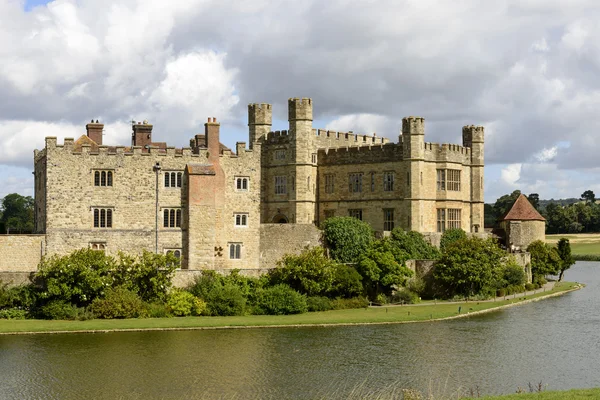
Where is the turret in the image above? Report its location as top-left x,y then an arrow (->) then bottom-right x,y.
288,97 -> 313,122
248,103 -> 272,148
462,125 -> 485,232
462,125 -> 484,165
401,116 -> 425,159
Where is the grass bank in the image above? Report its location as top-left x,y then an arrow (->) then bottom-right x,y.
0,282 -> 579,335
464,388 -> 600,399
546,233 -> 600,258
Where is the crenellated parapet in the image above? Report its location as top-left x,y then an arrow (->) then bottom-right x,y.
312,128 -> 389,148
288,98 -> 313,121
317,143 -> 402,165
462,125 -> 484,145
402,116 -> 425,136
423,142 -> 472,165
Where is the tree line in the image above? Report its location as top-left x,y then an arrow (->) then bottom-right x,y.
486,190 -> 600,234
0,193 -> 34,234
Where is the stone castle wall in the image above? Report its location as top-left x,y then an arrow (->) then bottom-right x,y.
0,235 -> 45,273
259,224 -> 322,268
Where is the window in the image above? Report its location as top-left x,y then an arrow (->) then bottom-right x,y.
370,172 -> 375,192
312,153 -> 317,164
90,242 -> 106,252
275,176 -> 287,194
383,209 -> 394,231
236,177 -> 249,191
325,174 -> 334,194
437,169 -> 461,191
93,208 -> 113,228
235,213 -> 248,227
348,209 -> 363,220
94,170 -> 113,187
164,172 -> 183,188
383,172 -> 395,192
275,149 -> 286,160
229,243 -> 242,259
437,208 -> 461,232
163,208 -> 182,228
407,172 -> 410,187
165,249 -> 182,259
324,210 -> 335,220
348,173 -> 363,193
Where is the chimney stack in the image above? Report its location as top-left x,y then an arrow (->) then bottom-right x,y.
205,117 -> 220,162
132,120 -> 153,151
86,120 -> 104,145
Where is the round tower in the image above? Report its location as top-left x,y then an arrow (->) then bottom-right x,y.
248,103 -> 272,148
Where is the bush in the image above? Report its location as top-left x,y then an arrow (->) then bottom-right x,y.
254,284 -> 307,315
525,283 -> 536,291
38,300 -> 81,320
329,264 -> 363,299
0,308 -> 28,319
389,228 -> 440,260
0,282 -> 37,310
503,263 -> 526,287
496,288 -> 506,297
144,302 -> 172,318
90,287 -> 146,319
188,270 -> 225,300
204,284 -> 246,316
533,275 -> 548,286
329,297 -> 370,310
167,289 -> 206,317
391,289 -> 420,304
440,229 -> 468,252
406,277 -> 426,296
306,296 -> 333,312
321,217 -> 374,263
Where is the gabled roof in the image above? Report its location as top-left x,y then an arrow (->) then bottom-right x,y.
501,194 -> 546,221
74,135 -> 99,152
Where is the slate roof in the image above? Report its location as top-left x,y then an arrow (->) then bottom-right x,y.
501,194 -> 546,221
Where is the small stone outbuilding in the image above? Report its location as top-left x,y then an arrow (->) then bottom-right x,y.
499,194 -> 546,251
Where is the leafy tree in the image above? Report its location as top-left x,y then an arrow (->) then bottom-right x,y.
389,228 -> 440,259
321,217 -> 374,263
434,237 -> 506,298
356,239 -> 413,299
527,240 -> 561,281
556,238 -> 575,282
492,190 -> 521,223
581,190 -> 596,204
440,228 -> 467,252
0,193 -> 34,234
527,193 -> 540,210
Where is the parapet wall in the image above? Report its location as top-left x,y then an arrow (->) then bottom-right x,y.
259,224 -> 322,268
0,235 -> 45,273
318,143 -> 402,165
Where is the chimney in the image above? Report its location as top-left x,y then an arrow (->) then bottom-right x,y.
205,117 -> 220,162
132,120 -> 153,151
86,120 -> 104,145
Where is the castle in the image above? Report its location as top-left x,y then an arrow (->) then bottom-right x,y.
28,98 -> 484,273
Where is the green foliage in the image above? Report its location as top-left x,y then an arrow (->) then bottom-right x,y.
581,190 -> 596,203
0,282 -> 37,310
527,240 -> 562,280
525,283 -> 536,291
90,287 -> 146,319
306,296 -> 333,312
203,284 -> 246,316
321,216 -> 374,263
167,289 -> 206,316
38,300 -> 81,320
36,249 -> 115,307
329,263 -> 363,298
391,288 -> 420,304
434,237 -> 506,298
502,263 -> 526,287
440,229 -> 467,252
389,228 -> 440,259
0,193 -> 34,234
0,308 -> 28,319
557,238 -> 575,281
405,276 -> 426,296
492,190 -> 522,223
144,302 -> 172,318
269,247 -> 335,296
329,297 -> 370,310
112,251 -> 178,302
544,200 -> 600,234
356,238 -> 413,299
253,284 -> 307,315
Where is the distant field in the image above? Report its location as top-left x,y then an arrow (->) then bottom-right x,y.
546,233 -> 600,255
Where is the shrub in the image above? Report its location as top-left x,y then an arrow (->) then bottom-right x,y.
527,240 -> 561,282
269,247 -> 336,296
440,229 -> 468,252
204,284 -> 246,316
144,302 -> 172,318
0,308 -> 28,319
329,264 -> 363,298
306,296 -> 333,312
496,288 -> 506,297
38,300 -> 80,320
321,217 -> 374,263
329,297 -> 370,310
392,289 -> 420,304
389,228 -> 440,260
90,287 -> 146,319
167,289 -> 206,317
503,263 -> 526,287
406,276 -> 426,296
525,283 -> 536,291
254,284 -> 307,315
188,270 -> 225,300
533,275 -> 548,286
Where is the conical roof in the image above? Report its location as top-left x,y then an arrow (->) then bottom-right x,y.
501,194 -> 546,221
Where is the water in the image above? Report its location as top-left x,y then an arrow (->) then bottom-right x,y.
0,262 -> 599,399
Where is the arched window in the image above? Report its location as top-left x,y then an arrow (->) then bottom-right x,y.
107,171 -> 113,186
177,172 -> 182,188
164,173 -> 170,187
174,250 -> 181,259
94,209 -> 99,227
176,209 -> 182,227
229,243 -> 241,259
94,171 -> 100,186
106,209 -> 112,228
101,171 -> 106,186
170,209 -> 175,228
100,209 -> 106,227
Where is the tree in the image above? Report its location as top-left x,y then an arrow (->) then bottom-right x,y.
556,238 -> 575,282
0,193 -> 34,234
321,217 -> 374,263
434,237 -> 506,298
581,190 -> 596,204
527,240 -> 561,282
527,193 -> 540,210
440,228 -> 467,252
492,190 -> 521,225
389,228 -> 440,260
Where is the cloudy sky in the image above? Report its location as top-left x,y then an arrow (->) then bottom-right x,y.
1,0 -> 599,203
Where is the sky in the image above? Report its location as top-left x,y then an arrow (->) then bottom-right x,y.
1,0 -> 600,203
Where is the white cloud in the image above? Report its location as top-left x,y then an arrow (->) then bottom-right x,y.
501,163 -> 522,186
531,37 -> 550,52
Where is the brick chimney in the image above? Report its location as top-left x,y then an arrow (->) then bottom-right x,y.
205,117 -> 220,162
132,120 -> 153,151
86,120 -> 104,145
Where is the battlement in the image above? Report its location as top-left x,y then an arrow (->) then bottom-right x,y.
248,103 -> 273,125
288,97 -> 313,121
312,128 -> 389,146
462,125 -> 484,145
423,141 -> 472,164
317,143 -> 402,165
402,116 -> 425,135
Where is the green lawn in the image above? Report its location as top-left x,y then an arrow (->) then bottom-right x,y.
0,282 -> 579,334
546,234 -> 600,255
464,388 -> 600,399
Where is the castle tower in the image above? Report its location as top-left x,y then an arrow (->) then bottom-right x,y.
463,125 -> 484,232
248,103 -> 272,149
289,98 -> 316,224
402,117 -> 425,231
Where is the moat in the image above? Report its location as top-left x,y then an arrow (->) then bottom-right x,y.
0,261 -> 598,399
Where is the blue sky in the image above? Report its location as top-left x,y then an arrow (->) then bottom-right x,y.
2,1 -> 600,203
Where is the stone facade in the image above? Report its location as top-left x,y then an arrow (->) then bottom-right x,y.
29,97 -> 484,271
0,235 -> 45,272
